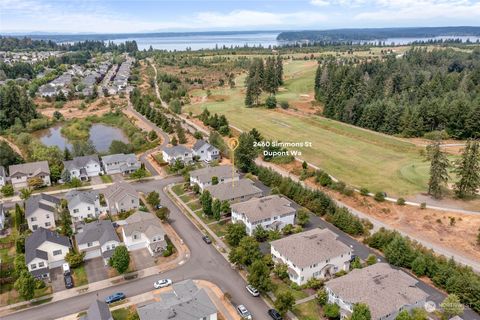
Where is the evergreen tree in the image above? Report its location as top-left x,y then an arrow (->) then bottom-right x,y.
454,140 -> 480,198
212,199 -> 221,221
235,133 -> 258,172
63,147 -> 72,161
427,142 -> 450,199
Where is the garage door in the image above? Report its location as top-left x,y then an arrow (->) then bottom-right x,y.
49,259 -> 66,269
84,249 -> 102,260
127,242 -> 146,251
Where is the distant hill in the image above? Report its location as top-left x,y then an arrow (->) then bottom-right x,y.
277,26 -> 480,41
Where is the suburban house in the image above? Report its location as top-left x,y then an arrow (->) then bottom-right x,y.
162,145 -> 194,164
0,165 -> 6,187
0,203 -> 6,230
137,279 -> 217,320
66,190 -> 103,222
25,227 -> 71,279
80,300 -> 113,320
270,228 -> 352,285
8,161 -> 51,189
101,153 -> 141,175
325,263 -> 429,320
63,154 -> 102,181
103,182 -> 139,214
231,195 -> 296,235
204,178 -> 263,203
192,140 -> 220,162
190,165 -> 239,191
121,211 -> 167,256
76,220 -> 121,264
25,193 -> 61,231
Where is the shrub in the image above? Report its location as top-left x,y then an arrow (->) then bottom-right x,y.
65,251 -> 85,268
303,277 -> 323,290
366,254 -> 377,266
420,202 -> 427,209
359,188 -> 370,196
280,101 -> 289,109
265,96 -> 277,109
374,192 -> 385,202
396,197 -> 406,205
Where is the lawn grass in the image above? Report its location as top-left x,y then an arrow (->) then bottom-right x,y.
100,175 -> 113,183
293,300 -> 323,320
272,278 -> 308,301
111,307 -> 130,320
187,200 -> 202,211
184,61 -> 435,196
172,184 -> 186,196
72,265 -> 88,287
194,209 -> 217,224
209,220 -> 229,237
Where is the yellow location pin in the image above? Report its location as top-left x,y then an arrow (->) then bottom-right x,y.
227,138 -> 239,188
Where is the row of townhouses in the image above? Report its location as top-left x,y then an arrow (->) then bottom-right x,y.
0,153 -> 140,189
162,139 -> 220,164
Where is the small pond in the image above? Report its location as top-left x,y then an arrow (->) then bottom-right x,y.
36,123 -> 129,153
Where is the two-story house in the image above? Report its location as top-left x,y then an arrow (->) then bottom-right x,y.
270,228 -> 352,285
189,165 -> 239,191
325,263 -> 429,320
0,165 -> 6,187
8,161 -> 51,189
63,154 -> 102,181
101,153 -> 141,175
137,279 -> 217,320
192,140 -> 220,162
75,220 -> 121,264
25,193 -> 61,231
121,211 -> 167,256
231,195 -> 296,236
66,190 -> 103,222
161,145 -> 194,164
204,179 -> 263,203
103,182 -> 139,215
25,227 -> 71,279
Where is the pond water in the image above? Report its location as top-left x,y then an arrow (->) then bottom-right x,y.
36,123 -> 129,153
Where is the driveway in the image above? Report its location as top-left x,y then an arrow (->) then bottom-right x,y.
130,248 -> 156,270
89,176 -> 103,185
84,257 -> 108,284
111,174 -> 125,182
50,267 -> 66,293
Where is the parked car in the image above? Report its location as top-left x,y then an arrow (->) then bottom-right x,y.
64,273 -> 74,289
202,235 -> 212,244
105,292 -> 126,304
62,263 -> 70,276
268,309 -> 283,320
246,284 -> 259,297
153,278 -> 172,289
236,305 -> 252,320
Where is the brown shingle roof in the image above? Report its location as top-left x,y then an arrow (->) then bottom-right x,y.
205,179 -> 262,201
231,195 -> 296,223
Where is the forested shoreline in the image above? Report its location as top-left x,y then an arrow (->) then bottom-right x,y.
315,48 -> 480,139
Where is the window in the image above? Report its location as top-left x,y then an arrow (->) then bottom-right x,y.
31,263 -> 37,270
87,206 -> 91,211
133,234 -> 139,240
87,242 -> 93,247
31,217 -> 37,222
73,209 -> 79,213
131,199 -> 135,203
45,222 -> 51,227
38,262 -> 44,268
53,250 -> 62,256
32,225 -> 38,230
46,214 -> 50,219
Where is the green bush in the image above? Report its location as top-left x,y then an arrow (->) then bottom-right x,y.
265,96 -> 277,109
396,197 -> 406,205
374,192 -> 385,202
359,188 -> 370,196
280,101 -> 289,109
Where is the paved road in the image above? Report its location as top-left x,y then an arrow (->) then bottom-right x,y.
3,176 -> 271,320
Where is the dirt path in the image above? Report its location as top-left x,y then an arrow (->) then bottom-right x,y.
0,136 -> 24,158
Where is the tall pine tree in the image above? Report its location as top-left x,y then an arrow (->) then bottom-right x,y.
454,140 -> 480,198
427,142 -> 450,199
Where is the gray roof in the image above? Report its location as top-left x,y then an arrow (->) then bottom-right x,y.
270,228 -> 351,268
163,145 -> 193,157
231,195 -> 296,223
25,193 -> 61,218
205,179 -> 262,202
25,227 -> 71,263
9,160 -> 50,177
81,300 -> 113,320
101,153 -> 137,164
325,263 -> 429,320
190,165 -> 238,185
137,279 -> 216,320
192,140 -> 218,153
76,220 -> 120,246
103,182 -> 138,205
122,211 -> 165,239
63,154 -> 100,171
66,190 -> 99,208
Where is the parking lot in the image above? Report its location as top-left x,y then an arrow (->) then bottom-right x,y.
84,257 -> 109,283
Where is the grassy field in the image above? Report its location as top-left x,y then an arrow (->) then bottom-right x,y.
184,60 -> 432,195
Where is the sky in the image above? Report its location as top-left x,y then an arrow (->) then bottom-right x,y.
1,0 -> 480,34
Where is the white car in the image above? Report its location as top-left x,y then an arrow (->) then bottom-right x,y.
237,304 -> 252,320
246,284 -> 260,297
153,278 -> 172,289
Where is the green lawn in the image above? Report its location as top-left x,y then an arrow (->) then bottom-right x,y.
187,200 -> 202,211
172,184 -> 186,196
72,265 -> 88,287
100,175 -> 113,183
184,61 -> 435,196
293,300 -> 323,320
112,307 -> 131,320
273,278 -> 308,301
209,220 -> 229,237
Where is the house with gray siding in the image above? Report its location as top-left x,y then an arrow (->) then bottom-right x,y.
76,220 -> 121,264
103,182 -> 139,214
101,153 -> 140,175
9,161 -> 51,189
189,165 -> 239,191
63,154 -> 102,181
25,193 -> 61,231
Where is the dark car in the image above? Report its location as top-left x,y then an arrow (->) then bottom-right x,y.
64,273 -> 74,289
202,235 -> 212,244
268,309 -> 283,320
105,292 -> 126,304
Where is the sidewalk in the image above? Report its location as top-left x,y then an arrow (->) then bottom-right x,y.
0,215 -> 190,318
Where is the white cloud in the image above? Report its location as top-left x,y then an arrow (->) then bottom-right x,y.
310,0 -> 331,6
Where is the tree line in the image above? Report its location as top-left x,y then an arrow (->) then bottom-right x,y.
245,56 -> 283,107
0,81 -> 38,131
315,48 -> 480,138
